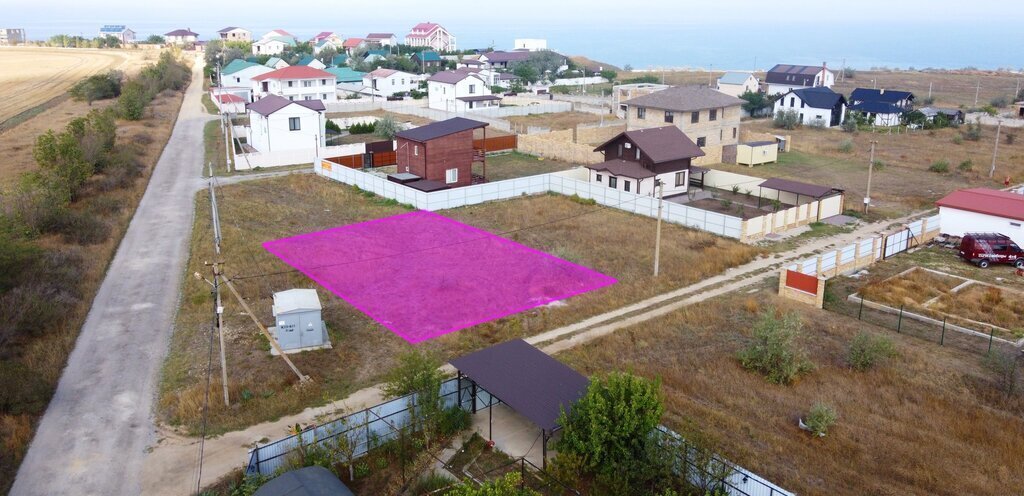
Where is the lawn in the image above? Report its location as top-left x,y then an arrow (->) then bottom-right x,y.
159,174 -> 762,434
506,111 -> 621,131
473,152 -> 577,181
557,289 -> 1024,496
203,120 -> 227,175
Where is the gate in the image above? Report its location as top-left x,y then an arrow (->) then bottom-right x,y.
722,144 -> 737,164
882,228 -> 913,259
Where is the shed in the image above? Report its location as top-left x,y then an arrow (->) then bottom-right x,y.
271,289 -> 329,354
736,141 -> 778,166
394,117 -> 488,187
253,466 -> 354,496
936,188 -> 1024,246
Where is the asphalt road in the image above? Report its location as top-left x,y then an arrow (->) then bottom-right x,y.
11,58 -> 210,496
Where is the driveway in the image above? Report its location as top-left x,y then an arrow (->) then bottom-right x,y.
10,57 -> 212,496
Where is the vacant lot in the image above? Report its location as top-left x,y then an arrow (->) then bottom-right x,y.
558,290 -> 1024,496
506,111 -> 621,131
832,70 -> 1023,109
473,152 -> 576,181
160,174 -> 762,433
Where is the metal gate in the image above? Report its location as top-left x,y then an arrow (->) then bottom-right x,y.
883,228 -> 913,259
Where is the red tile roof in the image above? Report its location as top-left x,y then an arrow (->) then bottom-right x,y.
936,188 -> 1024,221
411,22 -> 440,33
367,68 -> 398,78
214,93 -> 244,103
252,65 -> 335,81
342,38 -> 364,48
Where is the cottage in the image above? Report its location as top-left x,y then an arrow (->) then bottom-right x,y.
164,28 -> 198,45
394,117 -> 488,188
313,39 -> 339,55
98,25 -> 134,44
585,126 -> 705,197
246,95 -> 326,153
342,38 -> 365,54
210,91 -> 246,114
263,29 -> 294,39
325,67 -> 365,85
363,69 -> 417,98
366,33 -> 398,47
936,188 -> 1024,246
253,36 -> 296,56
773,86 -> 846,128
297,55 -> 327,70
405,22 -> 456,52
219,59 -> 273,102
412,51 -> 444,72
716,72 -> 758,97
310,32 -> 343,45
765,63 -> 835,95
622,85 -> 744,165
919,107 -> 965,125
847,88 -> 915,126
217,27 -> 251,43
270,289 -> 329,354
427,70 -> 500,111
478,50 -> 533,70
252,66 -> 337,103
264,57 -> 290,70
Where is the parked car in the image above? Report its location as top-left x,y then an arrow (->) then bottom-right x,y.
958,233 -> 1024,268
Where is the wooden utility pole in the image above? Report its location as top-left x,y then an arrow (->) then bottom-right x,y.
653,180 -> 664,277
989,120 -> 1002,178
207,177 -> 230,406
222,277 -> 309,382
841,58 -> 846,82
928,82 -> 933,99
865,141 -> 877,214
975,80 -> 980,106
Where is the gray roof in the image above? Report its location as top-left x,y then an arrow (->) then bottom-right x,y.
623,85 -> 744,112
247,96 -> 326,117
586,159 -> 657,179
395,117 -> 487,142
759,177 -> 842,199
273,289 -> 322,316
428,70 -> 479,84
253,466 -> 353,496
718,72 -> 754,85
595,125 -> 704,164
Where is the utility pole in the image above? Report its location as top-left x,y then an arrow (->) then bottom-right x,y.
975,80 -> 980,106
928,81 -> 933,99
207,168 -> 230,406
222,114 -> 232,173
841,58 -> 846,82
708,63 -> 713,87
865,141 -> 877,214
989,120 -> 1002,178
653,180 -> 664,277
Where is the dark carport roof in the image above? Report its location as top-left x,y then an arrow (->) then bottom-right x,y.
759,177 -> 842,199
253,466 -> 354,496
395,117 -> 488,142
450,339 -> 588,432
585,159 -> 657,180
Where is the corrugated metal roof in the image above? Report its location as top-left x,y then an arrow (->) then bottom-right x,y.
759,177 -> 841,199
595,125 -> 705,164
222,59 -> 261,75
788,86 -> 845,109
850,88 -> 914,104
936,188 -> 1024,222
395,117 -> 487,142
585,159 -> 657,179
623,85 -> 744,112
252,66 -> 334,81
272,289 -> 322,316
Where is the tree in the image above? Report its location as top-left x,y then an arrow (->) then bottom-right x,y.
381,349 -> 444,447
69,71 -> 123,105
599,69 -> 617,82
145,34 -> 165,44
33,129 -> 91,195
118,80 -> 148,120
446,472 -> 539,496
772,109 -> 800,130
316,47 -> 338,65
512,64 -> 540,84
623,64 -> 634,72
738,90 -> 773,117
373,115 -> 401,140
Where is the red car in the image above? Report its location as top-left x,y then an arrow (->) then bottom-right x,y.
958,233 -> 1024,268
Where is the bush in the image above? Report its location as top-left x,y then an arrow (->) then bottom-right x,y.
772,109 -> 800,130
958,159 -> 973,171
324,120 -> 341,133
841,117 -> 857,133
1005,133 -> 1016,145
447,472 -> 538,496
373,115 -> 401,140
847,332 -> 896,371
980,104 -> 998,116
737,308 -> 814,384
990,96 -> 1010,108
347,121 -> 376,134
837,139 -> 854,153
952,135 -> 963,145
409,89 -> 427,99
803,402 -> 838,437
921,96 -> 935,105
928,160 -> 949,173
871,160 -> 885,171
963,119 -> 983,141
69,71 -> 123,104
412,472 -> 456,494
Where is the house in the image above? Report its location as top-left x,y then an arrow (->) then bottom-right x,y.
716,72 -> 758,97
363,69 -> 418,98
246,95 -> 326,153
919,106 -> 965,125
394,117 -> 488,188
622,85 -> 744,165
936,188 -> 1024,246
478,50 -> 532,70
297,55 -> 327,70
513,38 -> 547,51
252,66 -> 337,103
263,29 -> 294,39
847,88 -> 915,126
265,57 -> 290,70
765,63 -> 835,95
412,51 -> 444,71
773,86 -> 847,128
342,38 -> 365,54
325,67 -> 365,84
209,91 -> 246,114
252,36 -> 296,56
313,39 -> 339,55
217,27 -> 251,43
219,59 -> 273,101
427,70 -> 501,111
0,28 -> 26,46
329,54 -> 348,67
365,33 -> 398,47
404,22 -> 456,52
270,289 -> 329,353
457,58 -> 486,70
363,49 -> 389,63
164,28 -> 199,45
585,126 -> 705,197
98,25 -> 134,44
310,32 -> 343,45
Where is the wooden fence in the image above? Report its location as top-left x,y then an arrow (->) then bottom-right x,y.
323,140 -> 397,169
473,135 -> 518,153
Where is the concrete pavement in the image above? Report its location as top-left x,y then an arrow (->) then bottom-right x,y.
11,58 -> 212,496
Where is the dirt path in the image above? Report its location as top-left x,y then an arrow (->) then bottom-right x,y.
141,211 -> 924,495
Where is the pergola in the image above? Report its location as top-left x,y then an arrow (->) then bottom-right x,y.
450,339 -> 589,469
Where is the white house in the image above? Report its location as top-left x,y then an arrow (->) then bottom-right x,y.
297,55 -> 327,70
765,63 -> 835,95
773,86 -> 847,128
217,27 -> 251,43
363,69 -> 418,98
313,39 -> 339,55
99,25 -> 135,44
936,188 -> 1024,247
310,31 -> 343,46
404,22 -> 456,52
513,38 -> 547,51
253,36 -> 295,56
219,59 -> 272,102
164,28 -> 198,45
252,66 -> 338,103
427,70 -> 501,112
584,126 -> 705,198
847,88 -> 915,127
246,95 -> 326,153
366,33 -> 398,47
265,57 -> 290,70
716,72 -> 759,97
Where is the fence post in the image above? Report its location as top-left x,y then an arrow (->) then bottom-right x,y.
858,296 -> 864,320
940,317 -> 946,346
897,305 -> 904,333
988,328 -> 995,354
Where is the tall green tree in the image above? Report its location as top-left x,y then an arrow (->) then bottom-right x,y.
33,129 -> 90,195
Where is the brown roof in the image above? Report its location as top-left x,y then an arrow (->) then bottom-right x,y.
759,177 -> 841,199
428,70 -> 480,84
367,68 -> 398,78
247,95 -> 326,116
395,117 -> 488,142
585,159 -> 656,180
366,32 -> 395,39
623,85 -> 744,113
594,125 -> 705,164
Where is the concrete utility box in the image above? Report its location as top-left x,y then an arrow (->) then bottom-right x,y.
270,289 -> 330,354
736,141 -> 779,167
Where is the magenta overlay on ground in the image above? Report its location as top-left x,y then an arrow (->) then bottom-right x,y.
263,211 -> 616,343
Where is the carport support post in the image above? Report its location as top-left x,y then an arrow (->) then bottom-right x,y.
471,381 -> 478,414
897,305 -> 904,333
541,429 -> 548,470
988,328 -> 995,354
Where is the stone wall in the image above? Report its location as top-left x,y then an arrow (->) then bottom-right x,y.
517,134 -> 604,164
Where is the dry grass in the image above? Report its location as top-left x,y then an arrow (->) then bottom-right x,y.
506,111 -> 622,131
859,268 -> 963,307
472,152 -> 576,181
160,175 -> 763,433
932,285 -> 1024,337
832,70 -> 1024,109
324,109 -> 435,127
558,290 -> 1024,496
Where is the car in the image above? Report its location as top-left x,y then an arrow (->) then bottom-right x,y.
958,233 -> 1024,268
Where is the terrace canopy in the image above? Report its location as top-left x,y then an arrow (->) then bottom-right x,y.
450,339 -> 589,468
757,177 -> 843,208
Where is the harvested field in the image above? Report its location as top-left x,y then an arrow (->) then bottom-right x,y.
160,175 -> 763,433
558,291 -> 1024,496
506,111 -> 621,131
832,70 -> 1023,109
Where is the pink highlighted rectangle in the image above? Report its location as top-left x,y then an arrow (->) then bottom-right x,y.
262,211 -> 617,343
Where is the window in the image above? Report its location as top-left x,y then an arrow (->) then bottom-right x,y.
710,108 -> 717,121
664,111 -> 674,123
800,101 -> 805,108
799,113 -> 804,121
624,180 -> 631,192
636,106 -> 646,119
414,145 -> 419,156
235,77 -> 241,83
696,137 -> 706,147
391,79 -> 396,86
691,111 -> 699,123
596,174 -> 602,182
1011,222 -> 1022,228
635,148 -> 640,160
733,127 -> 737,139
302,80 -> 312,87
675,171 -> 686,186
789,97 -> 795,107
608,176 -> 618,188
288,117 -> 301,131
288,96 -> 294,101
321,79 -> 327,85
720,129 -> 723,140
288,81 -> 294,87
469,84 -> 476,94
322,94 -> 327,99
445,168 -> 458,184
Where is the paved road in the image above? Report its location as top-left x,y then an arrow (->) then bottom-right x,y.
11,58 -> 211,496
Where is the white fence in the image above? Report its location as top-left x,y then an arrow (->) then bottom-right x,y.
235,143 -> 366,170
317,164 -> 744,239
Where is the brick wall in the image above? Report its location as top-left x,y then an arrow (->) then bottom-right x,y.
626,105 -> 741,165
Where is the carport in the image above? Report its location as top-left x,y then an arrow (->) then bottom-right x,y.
450,339 -> 589,469
757,177 -> 843,210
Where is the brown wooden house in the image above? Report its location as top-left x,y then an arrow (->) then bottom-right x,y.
394,117 -> 488,189
587,125 -> 704,197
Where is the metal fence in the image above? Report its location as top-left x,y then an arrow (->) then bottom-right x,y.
655,427 -> 793,496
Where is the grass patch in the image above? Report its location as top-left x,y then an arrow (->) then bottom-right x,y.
201,93 -> 219,114
472,151 -> 576,182
203,120 -> 227,176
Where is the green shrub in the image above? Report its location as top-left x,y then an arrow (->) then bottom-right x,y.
347,121 -> 376,134
840,117 -> 857,133
69,71 -> 123,104
958,159 -> 973,171
412,472 -> 456,494
373,115 -> 400,140
980,104 -> 998,116
952,135 -> 963,145
772,109 -> 800,130
324,120 -> 342,133
990,96 -> 1010,108
847,332 -> 896,371
962,119 -> 982,141
871,160 -> 885,170
837,139 -> 854,153
737,308 -> 814,385
804,402 -> 837,437
928,160 -> 949,173
438,406 -> 471,437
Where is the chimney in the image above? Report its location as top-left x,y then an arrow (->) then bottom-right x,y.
820,61 -> 827,87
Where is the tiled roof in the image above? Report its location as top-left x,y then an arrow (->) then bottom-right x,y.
936,188 -> 1024,222
252,66 -> 334,81
366,33 -> 395,39
623,85 -> 744,112
595,125 -> 704,164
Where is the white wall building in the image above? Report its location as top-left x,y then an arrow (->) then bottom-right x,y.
98,25 -> 134,44
252,66 -> 337,103
513,38 -> 547,51
765,64 -> 835,95
246,96 -> 327,153
716,72 -> 759,97
773,87 -> 847,128
404,22 -> 456,51
217,27 -> 251,43
219,60 -> 272,102
164,28 -> 198,45
253,36 -> 294,56
427,70 -> 501,112
366,33 -> 398,47
936,188 -> 1024,247
363,69 -> 418,98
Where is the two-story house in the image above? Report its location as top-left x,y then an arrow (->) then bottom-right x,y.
252,66 -> 338,103
765,63 -> 835,95
585,126 -> 705,197
773,86 -> 846,128
365,33 -> 398,47
164,28 -> 199,45
219,59 -> 273,102
363,69 -> 418,98
412,51 -> 444,72
99,25 -> 135,44
394,117 -> 489,188
252,35 -> 296,56
716,72 -> 759,97
404,22 -> 456,52
427,70 -> 500,111
246,95 -> 326,153
847,88 -> 915,127
217,27 -> 251,43
622,86 -> 744,165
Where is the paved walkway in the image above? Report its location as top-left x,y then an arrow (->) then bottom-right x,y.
10,58 -> 212,496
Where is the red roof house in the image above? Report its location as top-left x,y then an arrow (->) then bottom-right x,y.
936,188 -> 1024,245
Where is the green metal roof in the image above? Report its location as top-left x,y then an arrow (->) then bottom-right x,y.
222,59 -> 260,75
325,67 -> 365,83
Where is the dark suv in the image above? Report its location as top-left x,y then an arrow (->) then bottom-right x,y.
958,233 -> 1024,268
